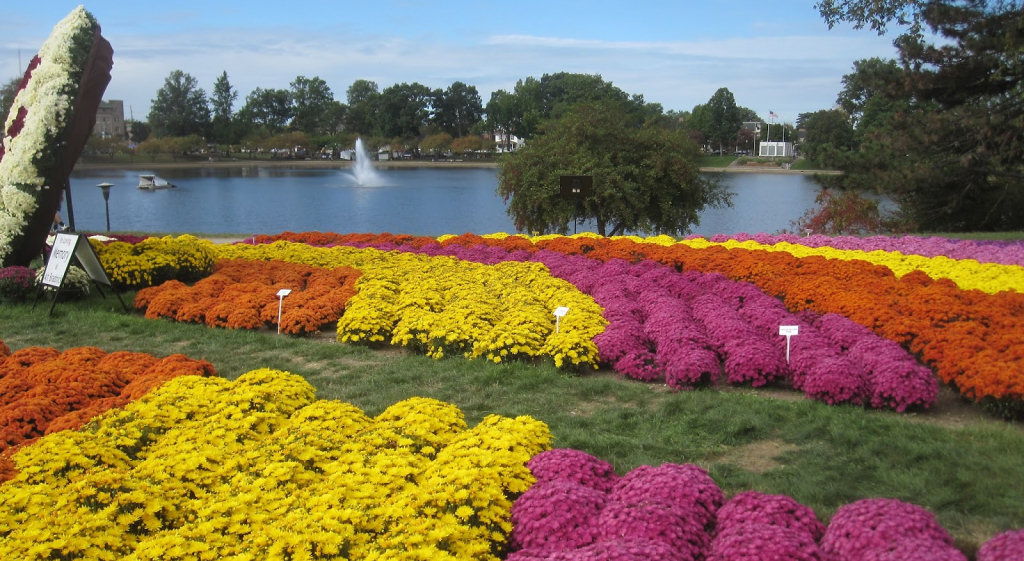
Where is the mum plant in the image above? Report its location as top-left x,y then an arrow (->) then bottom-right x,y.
0,266 -> 35,301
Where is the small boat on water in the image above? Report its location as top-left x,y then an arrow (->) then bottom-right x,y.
138,174 -> 176,190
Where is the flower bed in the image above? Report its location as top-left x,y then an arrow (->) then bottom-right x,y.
131,231 -> 1024,413
391,232 -> 1023,414
0,340 -> 215,483
0,369 -> 552,560
134,258 -> 361,335
92,235 -> 216,290
249,235 -> 936,411
214,242 -> 607,369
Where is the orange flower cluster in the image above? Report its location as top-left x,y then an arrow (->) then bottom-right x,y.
251,232 -> 1023,408
0,341 -> 215,482
134,259 -> 362,335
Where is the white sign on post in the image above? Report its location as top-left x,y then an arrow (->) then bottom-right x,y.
779,325 -> 799,364
42,233 -> 112,288
42,234 -> 78,287
276,289 -> 292,334
553,306 -> 570,333
38,233 -> 125,314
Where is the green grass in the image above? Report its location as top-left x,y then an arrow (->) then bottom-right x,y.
2,294 -> 1023,554
698,155 -> 737,168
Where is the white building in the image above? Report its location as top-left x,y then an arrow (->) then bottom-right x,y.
759,141 -> 794,157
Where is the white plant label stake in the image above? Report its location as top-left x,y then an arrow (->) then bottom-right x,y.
779,325 -> 799,364
553,306 -> 570,333
276,289 -> 292,334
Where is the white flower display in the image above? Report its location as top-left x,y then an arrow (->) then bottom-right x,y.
0,6 -> 98,263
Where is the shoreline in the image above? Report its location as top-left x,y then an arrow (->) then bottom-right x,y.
75,158 -> 841,175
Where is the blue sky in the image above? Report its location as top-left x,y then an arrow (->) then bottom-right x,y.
1,1 -> 904,125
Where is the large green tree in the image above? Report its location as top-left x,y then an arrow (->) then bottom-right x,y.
289,75 -> 336,135
431,81 -> 483,137
148,70 -> 211,137
498,101 -> 730,236
486,73 -> 650,141
798,109 -> 856,168
344,79 -> 378,135
210,70 -> 238,144
705,87 -> 743,154
374,82 -> 432,139
237,87 -> 293,133
822,0 -> 1024,231
485,89 -> 519,151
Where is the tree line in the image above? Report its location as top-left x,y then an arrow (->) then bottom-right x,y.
130,70 -> 778,159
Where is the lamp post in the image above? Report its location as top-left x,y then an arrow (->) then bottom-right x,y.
97,182 -> 113,231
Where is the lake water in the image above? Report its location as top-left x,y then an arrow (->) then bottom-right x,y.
67,165 -> 822,237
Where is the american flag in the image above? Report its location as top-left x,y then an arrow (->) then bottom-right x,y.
769,111 -> 778,119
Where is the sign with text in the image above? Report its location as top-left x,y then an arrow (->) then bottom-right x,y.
41,233 -> 78,287
41,233 -> 112,288
37,233 -> 125,315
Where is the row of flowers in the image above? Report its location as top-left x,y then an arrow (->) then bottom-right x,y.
99,232 -> 1023,413
126,237 -> 936,410
252,230 -> 1024,268
0,7 -> 98,266
671,237 -> 1024,295
0,367 -> 552,560
275,231 -> 1020,413
362,240 -> 937,411
0,340 -> 215,482
134,258 -> 362,335
213,242 -> 607,369
699,232 -> 1024,268
245,230 -> 1024,294
507,448 -> 1024,561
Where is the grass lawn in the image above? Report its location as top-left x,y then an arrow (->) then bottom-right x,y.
2,292 -> 1022,556
698,155 -> 737,168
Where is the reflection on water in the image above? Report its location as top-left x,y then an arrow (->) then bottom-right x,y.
69,166 -> 823,236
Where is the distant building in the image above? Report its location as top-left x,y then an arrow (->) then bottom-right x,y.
759,141 -> 794,157
93,99 -> 126,139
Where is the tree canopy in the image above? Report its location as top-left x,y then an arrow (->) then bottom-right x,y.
498,101 -> 730,236
289,75 -> 338,136
237,87 -> 293,133
147,70 -> 211,137
210,71 -> 238,144
486,73 -> 653,141
431,81 -> 483,137
823,0 -> 1024,231
798,109 -> 856,168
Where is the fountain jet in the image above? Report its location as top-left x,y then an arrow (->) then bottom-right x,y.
351,138 -> 385,186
